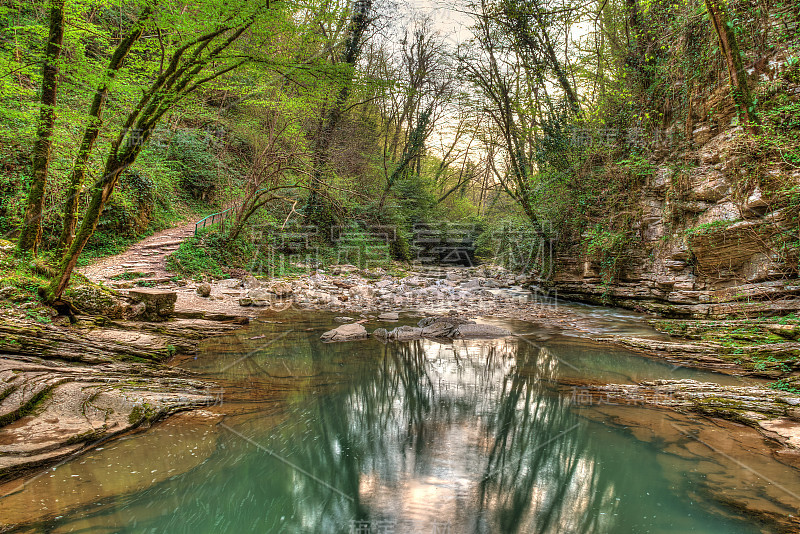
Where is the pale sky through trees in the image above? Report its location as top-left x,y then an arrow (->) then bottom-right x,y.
405,0 -> 472,45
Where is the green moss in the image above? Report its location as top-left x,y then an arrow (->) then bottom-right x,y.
0,384 -> 55,427
128,402 -> 158,425
769,378 -> 800,394
684,219 -> 740,238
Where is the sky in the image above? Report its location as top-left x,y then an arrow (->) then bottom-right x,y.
404,0 -> 473,46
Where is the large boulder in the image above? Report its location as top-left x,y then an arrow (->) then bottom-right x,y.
127,289 -> 177,322
320,323 -> 368,342
66,285 -> 126,318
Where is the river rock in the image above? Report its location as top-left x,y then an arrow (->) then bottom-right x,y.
127,289 -> 177,321
335,316 -> 355,323
418,317 -> 473,337
378,312 -> 400,321
387,325 -> 424,341
454,323 -> 512,338
243,287 -> 274,306
350,285 -> 374,299
372,328 -> 389,340
196,283 -> 212,298
320,323 -> 368,342
268,281 -> 293,298
66,284 -> 125,318
243,275 -> 261,289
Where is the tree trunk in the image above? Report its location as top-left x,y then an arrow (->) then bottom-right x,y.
43,18 -> 257,303
55,7 -> 152,258
704,0 -> 760,131
17,0 -> 65,255
44,155 -> 128,303
305,0 -> 372,229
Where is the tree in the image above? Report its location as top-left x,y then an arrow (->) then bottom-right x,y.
227,110 -> 309,242
704,0 -> 759,131
495,0 -> 581,115
43,2 -> 276,303
305,0 -> 374,229
54,4 -> 155,258
459,0 -> 557,236
16,0 -> 65,255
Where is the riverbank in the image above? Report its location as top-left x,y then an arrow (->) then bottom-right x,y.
3,252 -> 800,483
2,261 -> 800,533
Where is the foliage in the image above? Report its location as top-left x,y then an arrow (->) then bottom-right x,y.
769,378 -> 800,395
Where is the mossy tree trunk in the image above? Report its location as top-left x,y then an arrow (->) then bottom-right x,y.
17,0 -> 65,255
55,6 -> 154,259
704,0 -> 760,132
43,20 -> 256,303
305,0 -> 373,230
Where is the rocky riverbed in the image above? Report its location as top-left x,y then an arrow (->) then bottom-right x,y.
3,262 -> 800,483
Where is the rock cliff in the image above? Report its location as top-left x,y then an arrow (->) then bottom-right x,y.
553,55 -> 800,319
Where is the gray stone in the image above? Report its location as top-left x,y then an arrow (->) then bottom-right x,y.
321,323 -> 368,342
418,317 -> 474,338
372,328 -> 389,340
334,316 -> 355,323
378,312 -> 400,321
454,323 -> 512,338
387,325 -> 424,341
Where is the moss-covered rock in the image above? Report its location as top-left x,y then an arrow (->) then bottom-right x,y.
65,284 -> 126,318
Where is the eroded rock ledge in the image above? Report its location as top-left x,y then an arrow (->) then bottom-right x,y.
0,311 -> 244,481
568,379 -> 800,452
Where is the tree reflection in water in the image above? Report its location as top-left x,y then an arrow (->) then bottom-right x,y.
23,327 -> 764,533
282,336 -> 618,533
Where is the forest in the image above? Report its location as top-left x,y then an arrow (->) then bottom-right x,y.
0,0 -> 792,301
1,0 -> 800,531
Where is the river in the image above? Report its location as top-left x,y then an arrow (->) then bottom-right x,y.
1,308 -> 798,533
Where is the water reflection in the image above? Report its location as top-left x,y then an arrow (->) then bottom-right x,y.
0,315 -> 787,533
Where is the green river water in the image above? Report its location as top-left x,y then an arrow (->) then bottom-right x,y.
1,309 -> 799,533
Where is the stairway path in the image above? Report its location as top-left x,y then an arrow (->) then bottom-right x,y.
79,223 -> 196,288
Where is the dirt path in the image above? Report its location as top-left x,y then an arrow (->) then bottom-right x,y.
80,222 -> 196,286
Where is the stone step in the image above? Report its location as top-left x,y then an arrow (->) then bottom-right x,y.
139,239 -> 184,250
133,277 -> 173,286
